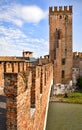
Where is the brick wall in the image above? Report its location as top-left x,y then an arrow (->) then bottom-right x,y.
0,62 -> 4,86
73,54 -> 82,77
0,62 -> 33,87
4,63 -> 53,130
49,6 -> 73,84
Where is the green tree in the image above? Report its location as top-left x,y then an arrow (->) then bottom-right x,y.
77,77 -> 82,89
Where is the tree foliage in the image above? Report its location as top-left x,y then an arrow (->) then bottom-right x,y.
77,77 -> 82,89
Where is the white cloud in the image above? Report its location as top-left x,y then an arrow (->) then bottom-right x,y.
0,3 -> 48,57
0,26 -> 48,57
21,5 -> 47,23
0,5 -> 23,27
0,4 -> 48,26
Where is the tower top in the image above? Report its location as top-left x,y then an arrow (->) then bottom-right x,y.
22,50 -> 33,58
49,6 -> 72,14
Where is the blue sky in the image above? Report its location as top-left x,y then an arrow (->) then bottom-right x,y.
0,0 -> 82,57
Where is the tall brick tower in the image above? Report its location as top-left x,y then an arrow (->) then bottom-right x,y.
49,6 -> 73,84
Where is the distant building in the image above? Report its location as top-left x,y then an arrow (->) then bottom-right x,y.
23,50 -> 33,58
72,52 -> 82,84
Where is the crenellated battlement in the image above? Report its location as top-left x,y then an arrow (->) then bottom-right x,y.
49,6 -> 72,14
4,62 -> 53,130
73,52 -> 82,58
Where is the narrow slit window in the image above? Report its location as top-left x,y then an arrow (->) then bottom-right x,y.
62,70 -> 65,78
62,58 -> 66,65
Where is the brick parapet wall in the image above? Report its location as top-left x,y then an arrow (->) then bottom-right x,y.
4,73 -> 18,130
0,61 -> 33,87
36,63 -> 53,130
38,56 -> 49,65
4,62 -> 53,130
73,52 -> 82,58
0,62 -> 4,86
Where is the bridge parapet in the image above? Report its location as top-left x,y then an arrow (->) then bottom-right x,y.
73,52 -> 82,58
4,62 -> 53,130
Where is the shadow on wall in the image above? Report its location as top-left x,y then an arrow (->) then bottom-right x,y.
0,95 -> 6,130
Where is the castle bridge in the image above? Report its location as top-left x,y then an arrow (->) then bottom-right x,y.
1,5 -> 81,130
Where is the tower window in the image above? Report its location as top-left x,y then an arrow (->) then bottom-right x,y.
62,70 -> 65,78
44,68 -> 46,86
60,15 -> 62,19
62,58 -> 66,65
65,15 -> 68,21
65,48 -> 67,55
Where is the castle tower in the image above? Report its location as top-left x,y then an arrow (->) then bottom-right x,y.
49,6 -> 73,84
23,50 -> 33,58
